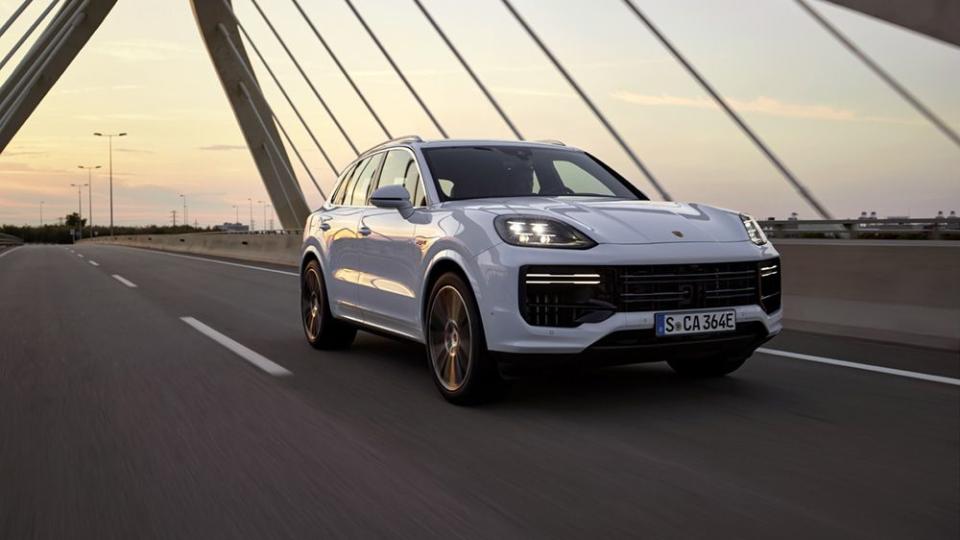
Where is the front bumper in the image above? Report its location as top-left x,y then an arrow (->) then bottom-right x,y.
471,241 -> 782,355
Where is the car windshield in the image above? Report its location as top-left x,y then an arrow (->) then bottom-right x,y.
421,145 -> 646,201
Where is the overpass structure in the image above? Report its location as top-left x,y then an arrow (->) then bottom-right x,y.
1,0 -> 959,228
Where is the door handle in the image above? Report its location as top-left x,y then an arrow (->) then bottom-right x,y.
358,225 -> 372,237
319,222 -> 331,231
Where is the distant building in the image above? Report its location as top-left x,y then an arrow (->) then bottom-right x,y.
214,222 -> 249,233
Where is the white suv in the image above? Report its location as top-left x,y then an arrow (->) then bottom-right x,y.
300,137 -> 782,403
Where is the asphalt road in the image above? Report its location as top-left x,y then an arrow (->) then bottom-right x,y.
1,244 -> 957,539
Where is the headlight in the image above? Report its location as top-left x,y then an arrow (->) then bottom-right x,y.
740,214 -> 768,245
494,215 -> 596,249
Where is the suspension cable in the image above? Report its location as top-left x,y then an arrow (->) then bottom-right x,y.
411,0 -> 522,140
622,0 -> 832,218
795,0 -> 959,150
218,29 -> 329,200
342,0 -> 448,138
245,0 -> 359,155
216,18 -> 339,179
290,0 -> 391,139
0,0 -> 34,41
500,0 -> 669,200
0,0 -> 58,73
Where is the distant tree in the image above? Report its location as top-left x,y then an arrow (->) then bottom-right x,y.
64,213 -> 86,229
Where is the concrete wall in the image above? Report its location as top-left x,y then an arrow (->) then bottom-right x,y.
85,234 -> 960,351
87,232 -> 301,267
775,240 -> 959,351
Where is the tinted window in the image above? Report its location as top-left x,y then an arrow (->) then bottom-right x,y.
373,149 -> 425,206
422,146 -> 644,201
348,152 -> 384,206
337,159 -> 366,205
331,162 -> 357,205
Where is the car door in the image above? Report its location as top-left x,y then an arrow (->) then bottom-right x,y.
318,158 -> 370,322
355,148 -> 426,338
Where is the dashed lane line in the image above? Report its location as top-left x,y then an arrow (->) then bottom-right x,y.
180,317 -> 292,377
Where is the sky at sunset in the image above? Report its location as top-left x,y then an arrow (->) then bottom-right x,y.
1,0 -> 958,228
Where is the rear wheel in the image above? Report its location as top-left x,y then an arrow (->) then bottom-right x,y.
426,273 -> 501,404
668,354 -> 749,378
301,260 -> 356,350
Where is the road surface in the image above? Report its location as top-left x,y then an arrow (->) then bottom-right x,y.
1,245 -> 957,539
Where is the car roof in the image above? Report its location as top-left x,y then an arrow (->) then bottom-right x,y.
358,137 -> 582,159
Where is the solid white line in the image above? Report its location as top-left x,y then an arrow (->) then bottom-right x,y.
0,246 -> 21,259
77,253 -> 84,258
88,260 -> 99,267
180,317 -> 292,377
757,347 -> 960,387
110,245 -> 298,277
111,274 -> 138,288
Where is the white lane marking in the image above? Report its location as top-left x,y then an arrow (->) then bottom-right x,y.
77,253 -> 84,258
110,245 -> 297,276
88,260 -> 99,267
111,274 -> 138,288
757,348 -> 960,387
0,246 -> 22,259
180,317 -> 292,377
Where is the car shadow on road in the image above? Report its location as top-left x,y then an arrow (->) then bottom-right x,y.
346,331 -> 775,413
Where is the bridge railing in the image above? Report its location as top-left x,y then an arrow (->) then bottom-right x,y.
0,233 -> 24,246
763,218 -> 960,240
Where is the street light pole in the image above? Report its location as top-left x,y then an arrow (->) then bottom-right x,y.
40,201 -> 44,226
94,132 -> 127,238
179,194 -> 187,229
258,200 -> 266,233
248,198 -> 253,232
70,183 -> 88,240
232,204 -> 239,224
78,165 -> 101,237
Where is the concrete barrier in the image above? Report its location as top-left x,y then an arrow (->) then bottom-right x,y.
85,232 -> 301,267
85,234 -> 960,351
774,239 -> 959,351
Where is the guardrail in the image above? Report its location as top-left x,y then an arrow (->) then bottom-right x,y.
0,233 -> 24,246
763,218 -> 960,240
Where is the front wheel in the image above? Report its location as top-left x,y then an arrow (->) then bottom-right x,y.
668,354 -> 749,378
425,273 -> 502,404
301,260 -> 356,350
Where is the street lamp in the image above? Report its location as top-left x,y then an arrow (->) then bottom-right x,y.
93,131 -> 127,238
69,183 -> 88,240
258,200 -> 266,233
78,165 -> 101,237
179,194 -> 187,229
248,197 -> 253,232
40,201 -> 44,226
232,204 -> 239,225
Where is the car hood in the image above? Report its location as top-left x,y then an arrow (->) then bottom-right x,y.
446,197 -> 750,244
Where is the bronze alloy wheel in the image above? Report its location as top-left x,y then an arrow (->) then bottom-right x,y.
302,266 -> 324,341
428,284 -> 473,392
300,260 -> 356,350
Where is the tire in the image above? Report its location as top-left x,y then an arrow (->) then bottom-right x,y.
425,273 -> 502,404
668,354 -> 749,378
301,259 -> 356,350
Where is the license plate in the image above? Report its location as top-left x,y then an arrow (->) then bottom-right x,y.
655,310 -> 736,337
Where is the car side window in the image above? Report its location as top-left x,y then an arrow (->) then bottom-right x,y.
372,149 -> 426,207
331,162 -> 357,206
337,159 -> 367,206
349,152 -> 385,207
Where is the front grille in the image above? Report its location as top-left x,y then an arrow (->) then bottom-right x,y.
520,258 -> 781,327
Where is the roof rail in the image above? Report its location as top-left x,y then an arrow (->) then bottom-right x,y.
534,139 -> 565,146
360,135 -> 423,156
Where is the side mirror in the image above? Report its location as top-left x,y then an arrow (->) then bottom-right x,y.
370,184 -> 414,218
